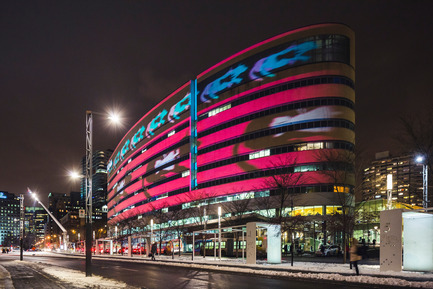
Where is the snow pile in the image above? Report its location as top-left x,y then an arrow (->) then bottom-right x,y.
42,266 -> 131,289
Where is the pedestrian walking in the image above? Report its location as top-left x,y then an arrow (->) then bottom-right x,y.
350,238 -> 362,275
151,242 -> 157,261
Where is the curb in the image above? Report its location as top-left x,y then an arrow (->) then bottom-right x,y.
0,265 -> 14,289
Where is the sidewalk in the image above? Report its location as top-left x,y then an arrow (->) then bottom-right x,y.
1,251 -> 433,288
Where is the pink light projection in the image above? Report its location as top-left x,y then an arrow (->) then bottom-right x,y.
107,23 -> 354,225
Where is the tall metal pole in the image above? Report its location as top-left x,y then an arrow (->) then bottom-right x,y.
85,110 -> 93,277
423,164 -> 429,209
218,206 -> 221,260
203,207 -> 206,258
20,194 -> 24,261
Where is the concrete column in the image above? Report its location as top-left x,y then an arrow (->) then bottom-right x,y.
380,209 -> 402,272
246,222 -> 256,264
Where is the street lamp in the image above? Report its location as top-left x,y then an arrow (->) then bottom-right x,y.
387,174 -> 393,210
19,194 -> 24,261
150,219 -> 153,247
218,206 -> 221,260
416,155 -> 429,208
84,110 -> 121,276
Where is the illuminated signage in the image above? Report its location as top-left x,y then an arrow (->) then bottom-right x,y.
0,192 -> 7,199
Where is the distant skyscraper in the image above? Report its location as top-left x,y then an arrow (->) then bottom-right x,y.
0,191 -> 20,247
92,149 -> 113,211
362,151 -> 424,207
47,192 -> 71,239
80,149 -> 112,222
25,206 -> 47,243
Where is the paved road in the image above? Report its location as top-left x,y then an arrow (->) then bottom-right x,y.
1,254 -> 385,289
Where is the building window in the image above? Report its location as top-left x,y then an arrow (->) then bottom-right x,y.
208,104 -> 231,117
249,149 -> 270,160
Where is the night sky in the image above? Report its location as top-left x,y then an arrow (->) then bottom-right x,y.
2,0 -> 433,203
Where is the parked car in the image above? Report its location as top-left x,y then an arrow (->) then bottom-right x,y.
315,244 -> 341,256
324,245 -> 341,256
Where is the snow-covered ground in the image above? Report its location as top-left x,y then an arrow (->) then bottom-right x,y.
10,251 -> 433,288
26,260 -> 132,289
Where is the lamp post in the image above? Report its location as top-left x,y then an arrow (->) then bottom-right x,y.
416,155 -> 429,208
84,110 -> 121,276
386,174 -> 393,210
19,194 -> 24,261
85,110 -> 93,276
203,207 -> 207,258
218,206 -> 221,260
150,219 -> 153,244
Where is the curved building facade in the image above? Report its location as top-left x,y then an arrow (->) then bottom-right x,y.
107,23 -> 355,227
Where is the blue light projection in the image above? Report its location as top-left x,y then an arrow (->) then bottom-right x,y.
199,41 -> 317,103
108,92 -> 191,174
249,42 -> 317,81
199,65 -> 248,103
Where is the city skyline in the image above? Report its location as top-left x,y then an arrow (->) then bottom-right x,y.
2,1 -> 433,201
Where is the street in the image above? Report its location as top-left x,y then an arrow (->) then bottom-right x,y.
0,253 -> 391,289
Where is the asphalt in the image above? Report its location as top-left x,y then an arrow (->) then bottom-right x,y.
1,251 -> 432,289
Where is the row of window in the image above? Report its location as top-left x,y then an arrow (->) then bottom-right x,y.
198,74 -> 354,122
199,141 -> 353,172
197,162 -> 354,190
199,96 -> 354,138
199,118 -> 355,154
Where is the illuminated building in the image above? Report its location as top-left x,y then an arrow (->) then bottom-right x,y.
80,149 -> 112,213
25,206 -> 48,244
361,151 -> 424,207
107,23 -> 355,238
0,191 -> 20,247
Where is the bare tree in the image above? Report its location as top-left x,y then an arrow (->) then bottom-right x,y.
397,112 -> 433,204
166,207 -> 191,257
221,193 -> 253,257
257,155 -> 307,266
313,145 -> 358,264
182,190 -> 218,257
147,201 -> 173,255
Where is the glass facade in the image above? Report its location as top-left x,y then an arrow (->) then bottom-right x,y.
107,23 -> 355,231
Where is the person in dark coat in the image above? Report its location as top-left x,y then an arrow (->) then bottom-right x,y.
151,242 -> 157,261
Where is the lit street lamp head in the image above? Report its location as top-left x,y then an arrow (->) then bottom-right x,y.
107,111 -> 122,125
416,155 -> 425,163
27,187 -> 39,201
68,170 -> 83,180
